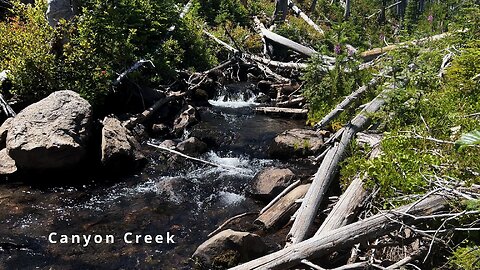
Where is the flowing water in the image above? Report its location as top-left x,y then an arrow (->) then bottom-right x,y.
0,84 -> 308,269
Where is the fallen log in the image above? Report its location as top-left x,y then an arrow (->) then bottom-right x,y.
256,62 -> 291,83
314,69 -> 390,129
314,133 -> 382,236
276,97 -> 305,108
203,29 -> 311,71
287,85 -> 394,245
254,17 -> 318,57
244,54 -> 309,69
260,180 -> 301,215
361,32 -> 457,61
208,212 -> 258,238
123,94 -> 183,129
287,0 -> 324,35
254,107 -> 307,117
230,195 -> 448,270
112,59 -> 154,86
255,184 -> 310,230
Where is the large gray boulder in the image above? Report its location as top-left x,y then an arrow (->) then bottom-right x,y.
269,128 -> 323,159
101,116 -> 145,171
193,229 -> 267,267
251,167 -> 295,200
6,90 -> 92,170
0,149 -> 16,175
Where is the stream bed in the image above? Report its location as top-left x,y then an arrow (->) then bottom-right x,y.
0,84 -> 311,269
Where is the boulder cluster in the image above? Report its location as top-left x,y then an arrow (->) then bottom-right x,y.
0,90 -> 145,176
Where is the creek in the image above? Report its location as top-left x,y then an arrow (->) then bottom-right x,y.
0,83 -> 311,269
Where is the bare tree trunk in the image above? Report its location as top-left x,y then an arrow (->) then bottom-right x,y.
274,0 -> 289,23
310,0 -> 318,13
397,0 -> 407,17
288,0 -> 324,35
254,17 -> 318,57
314,133 -> 382,236
344,0 -> 351,20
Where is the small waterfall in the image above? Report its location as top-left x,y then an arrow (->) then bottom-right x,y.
209,84 -> 258,108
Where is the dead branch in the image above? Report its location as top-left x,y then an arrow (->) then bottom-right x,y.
147,142 -> 242,170
254,107 -> 308,117
260,180 -> 301,215
287,0 -> 324,35
113,60 -> 154,86
0,94 -> 15,118
123,93 -> 184,129
208,212 -> 258,238
230,195 -> 448,270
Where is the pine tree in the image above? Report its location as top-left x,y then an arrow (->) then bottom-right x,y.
404,0 -> 419,33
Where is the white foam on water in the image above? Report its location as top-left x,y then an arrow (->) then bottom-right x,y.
218,191 -> 245,206
208,95 -> 258,108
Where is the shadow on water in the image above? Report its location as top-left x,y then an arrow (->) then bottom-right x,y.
0,84 -> 310,269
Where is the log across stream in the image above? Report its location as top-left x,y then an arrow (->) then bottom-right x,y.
0,83 -> 315,269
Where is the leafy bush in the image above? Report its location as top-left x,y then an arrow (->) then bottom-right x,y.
0,0 -> 216,108
450,245 -> 480,270
303,53 -> 369,126
195,0 -> 248,26
0,1 -> 56,101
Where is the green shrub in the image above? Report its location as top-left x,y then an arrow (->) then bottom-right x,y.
0,0 -> 216,108
195,0 -> 248,27
0,1 -> 56,101
450,245 -> 480,270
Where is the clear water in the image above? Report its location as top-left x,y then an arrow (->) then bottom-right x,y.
0,84 -> 307,269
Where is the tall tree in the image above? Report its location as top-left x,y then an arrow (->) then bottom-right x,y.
344,0 -> 351,20
274,0 -> 288,23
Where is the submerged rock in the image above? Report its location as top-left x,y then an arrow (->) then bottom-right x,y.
156,176 -> 194,204
192,229 -> 267,267
6,90 -> 92,170
177,137 -> 207,155
251,167 -> 295,200
0,149 -> 16,175
269,128 -> 323,159
101,117 -> 145,171
151,123 -> 170,136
